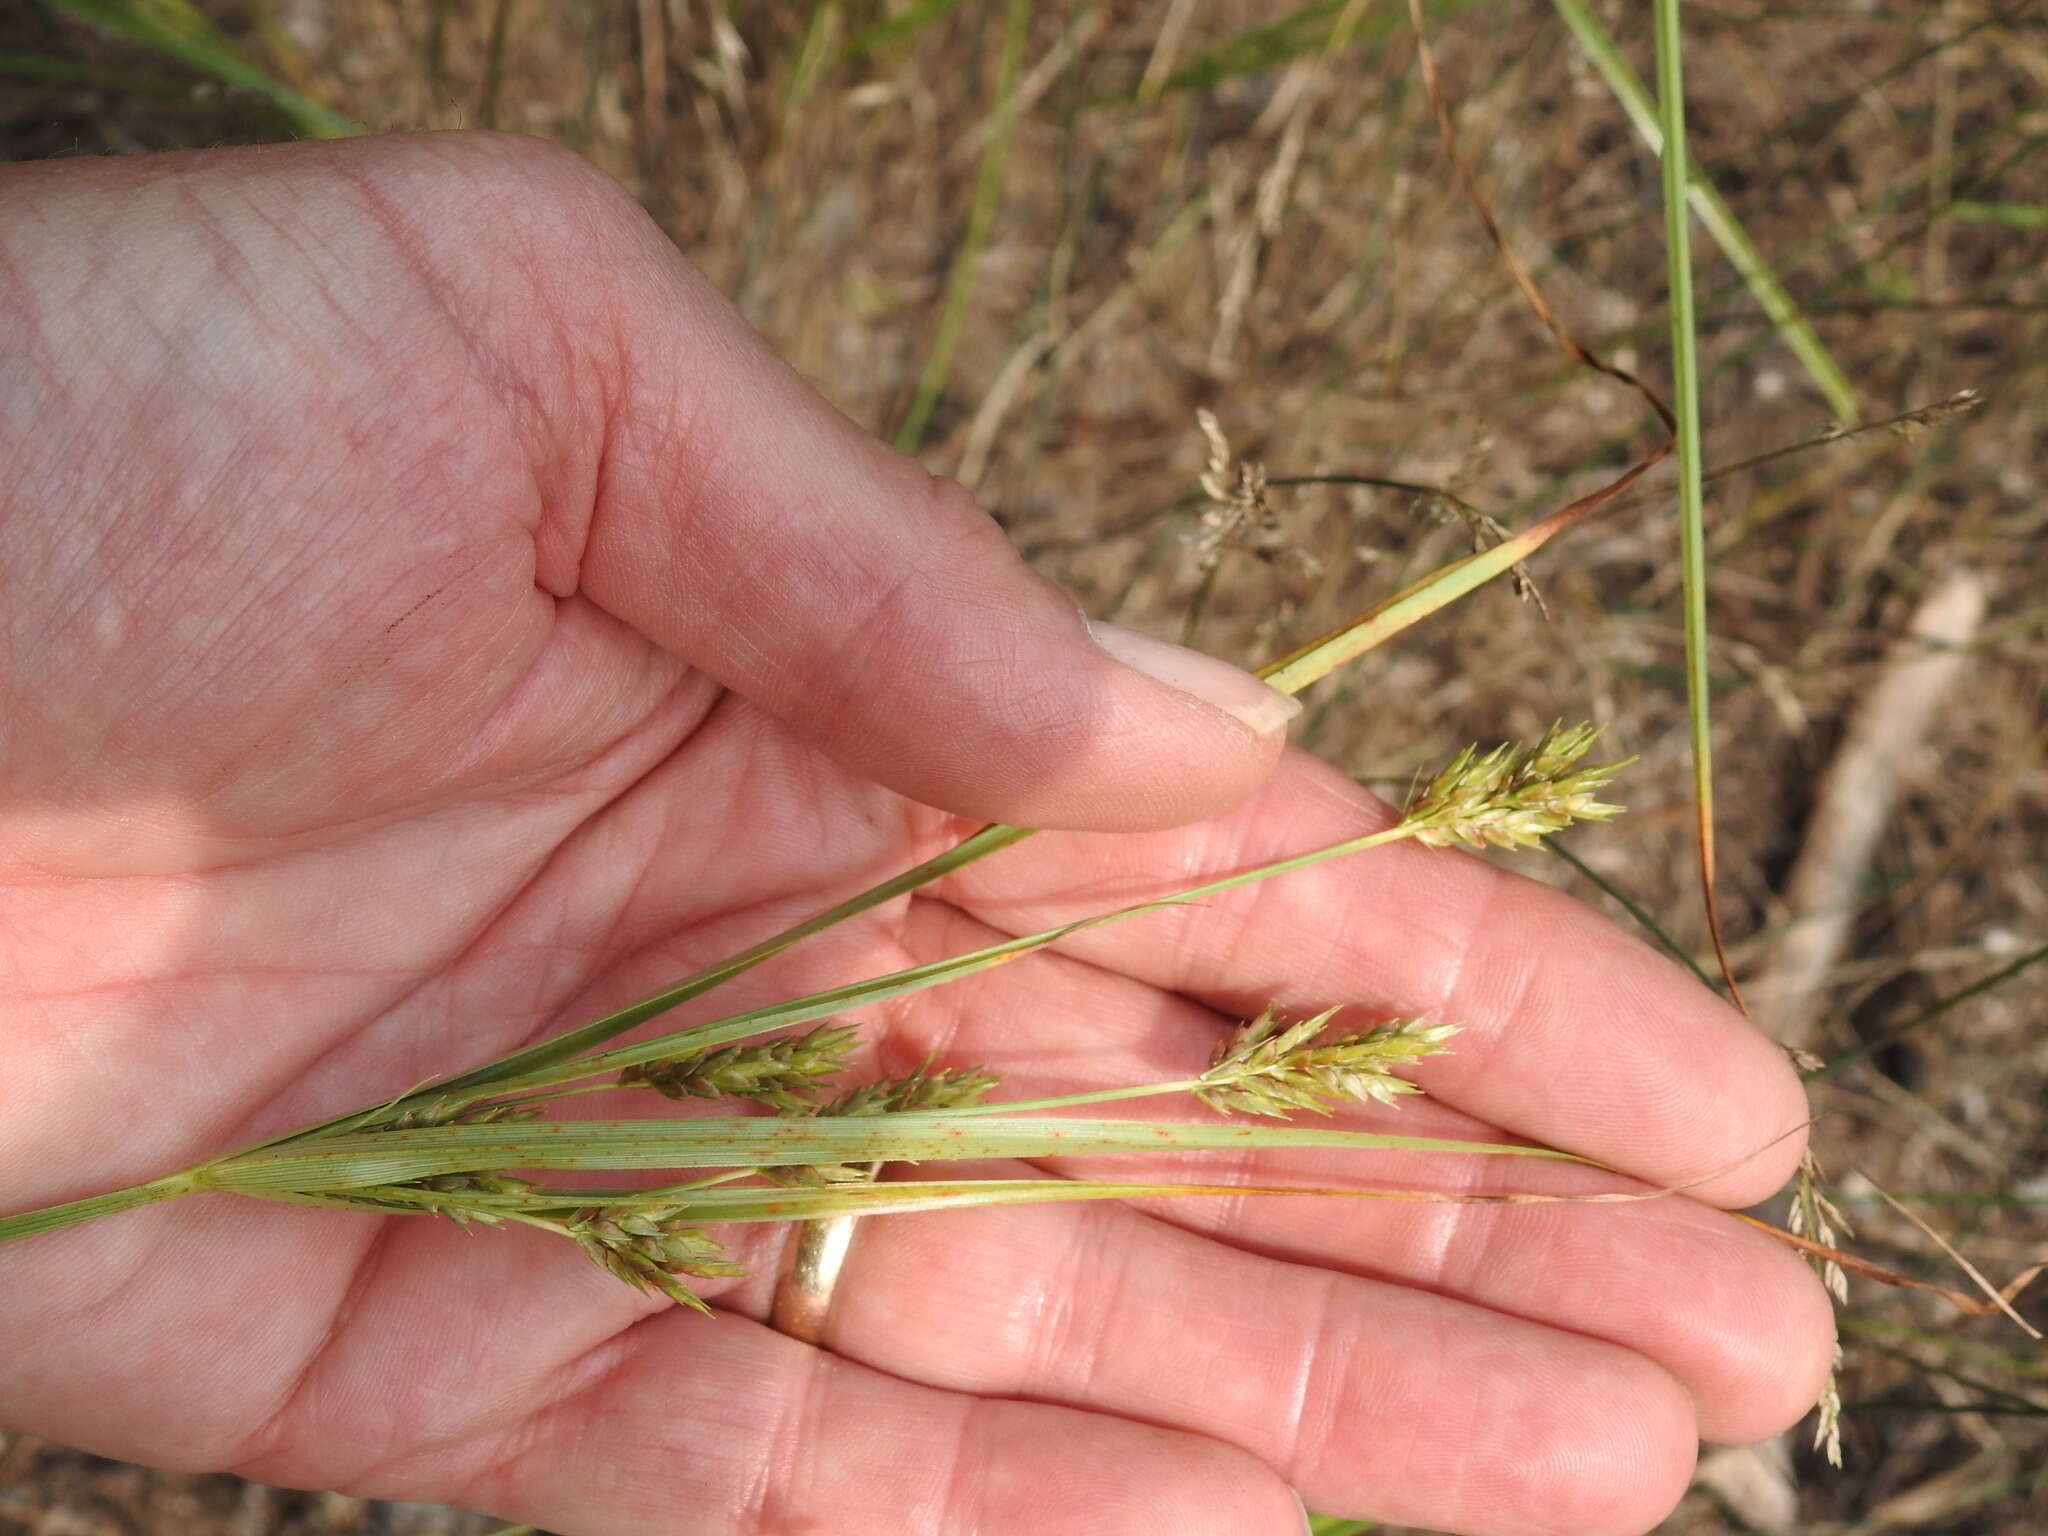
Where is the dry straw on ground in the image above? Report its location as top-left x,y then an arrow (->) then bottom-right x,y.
4,3 -> 2046,1534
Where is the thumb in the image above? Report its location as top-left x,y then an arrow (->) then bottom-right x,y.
578,253 -> 1298,832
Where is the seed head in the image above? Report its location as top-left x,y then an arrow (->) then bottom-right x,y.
1188,409 -> 1317,576
769,1056 -> 1003,1185
1195,1006 -> 1456,1118
419,1170 -> 535,1198
385,1098 -> 543,1130
1400,722 -> 1630,850
566,1205 -> 747,1312
815,1056 -> 1000,1118
618,1023 -> 859,1112
1813,1340 -> 1845,1467
1790,1148 -> 1852,1305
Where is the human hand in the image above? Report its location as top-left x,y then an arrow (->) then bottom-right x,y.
0,133 -> 1832,1536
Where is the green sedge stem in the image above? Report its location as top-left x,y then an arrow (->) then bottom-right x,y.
1653,0 -> 1741,1008
7,552 -> 1585,1242
1,812 -> 1360,1237
320,511 -> 1575,1139
926,1081 -> 1199,1118
654,1168 -> 763,1194
431,816 -> 1029,1093
212,1117 -> 1582,1192
255,821 -> 1034,1147
455,824 -> 1414,1103
0,1172 -> 202,1243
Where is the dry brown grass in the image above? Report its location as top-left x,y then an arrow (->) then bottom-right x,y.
4,3 -> 2045,1532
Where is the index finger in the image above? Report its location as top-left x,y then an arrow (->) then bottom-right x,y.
939,747 -> 1808,1207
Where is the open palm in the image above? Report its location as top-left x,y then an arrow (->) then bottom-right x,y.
0,134 -> 1831,1536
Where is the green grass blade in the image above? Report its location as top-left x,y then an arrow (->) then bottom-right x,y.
0,47 -> 190,96
402,823 -> 1033,1110
38,0 -> 359,138
893,0 -> 1030,453
210,1116 -> 1589,1192
335,512 -> 1583,1131
1652,0 -> 1740,1004
674,1178 -> 1325,1223
1945,199 -> 2048,230
0,1174 -> 193,1245
389,1176 -> 1584,1225
423,821 -> 1415,1104
516,906 -> 1173,1090
1144,0 -> 1481,100
1255,473 -> 1641,695
842,0 -> 970,60
1545,842 -> 1718,990
1550,0 -> 1858,425
781,1 -> 842,118
1156,0 -> 1345,93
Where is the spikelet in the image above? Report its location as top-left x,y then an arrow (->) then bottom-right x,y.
566,1205 -> 749,1312
1195,1006 -> 1456,1118
1400,722 -> 1630,850
769,1056 -> 1004,1185
618,1023 -> 860,1112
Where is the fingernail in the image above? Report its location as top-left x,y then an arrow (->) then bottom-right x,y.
1289,1487 -> 1316,1535
1087,620 -> 1301,738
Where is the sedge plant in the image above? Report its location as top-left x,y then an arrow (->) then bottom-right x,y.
0,1 -> 1898,1483
0,509 -> 1645,1311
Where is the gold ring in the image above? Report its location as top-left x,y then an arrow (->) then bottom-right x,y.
769,1214 -> 858,1347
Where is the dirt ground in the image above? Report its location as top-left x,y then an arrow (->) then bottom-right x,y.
3,2 -> 2043,1533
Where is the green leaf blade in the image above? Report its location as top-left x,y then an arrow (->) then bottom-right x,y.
209,1115 -> 1594,1193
